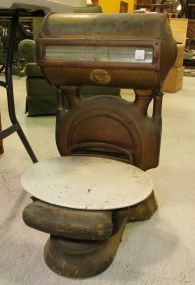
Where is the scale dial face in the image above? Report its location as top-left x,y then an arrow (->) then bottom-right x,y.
44,45 -> 153,64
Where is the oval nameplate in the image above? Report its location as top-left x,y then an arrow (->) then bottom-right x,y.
90,69 -> 111,85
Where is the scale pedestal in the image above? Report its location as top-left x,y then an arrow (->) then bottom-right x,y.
22,156 -> 157,278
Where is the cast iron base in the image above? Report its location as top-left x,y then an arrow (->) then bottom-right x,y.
44,209 -> 128,278
42,192 -> 157,278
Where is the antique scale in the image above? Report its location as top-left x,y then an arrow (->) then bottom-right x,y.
21,13 -> 177,278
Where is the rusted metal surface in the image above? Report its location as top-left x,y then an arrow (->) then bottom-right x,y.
44,208 -> 128,278
23,194 -> 157,277
128,191 -> 158,222
22,13 -> 176,278
23,200 -> 113,240
36,13 -> 176,89
37,12 -> 176,170
56,88 -> 163,171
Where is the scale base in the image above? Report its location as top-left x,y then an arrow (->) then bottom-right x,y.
43,193 -> 157,278
44,209 -> 128,278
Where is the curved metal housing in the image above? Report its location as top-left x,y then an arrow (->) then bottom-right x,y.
36,13 -> 176,89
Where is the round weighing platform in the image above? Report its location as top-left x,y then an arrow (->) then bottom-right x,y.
21,156 -> 153,210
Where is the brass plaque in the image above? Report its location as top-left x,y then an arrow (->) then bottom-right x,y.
90,69 -> 111,85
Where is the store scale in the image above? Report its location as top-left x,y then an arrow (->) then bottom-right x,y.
21,13 -> 177,278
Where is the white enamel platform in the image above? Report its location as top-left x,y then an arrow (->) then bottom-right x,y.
21,156 -> 153,210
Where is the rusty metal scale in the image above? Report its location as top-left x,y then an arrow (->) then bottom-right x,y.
22,13 -> 177,278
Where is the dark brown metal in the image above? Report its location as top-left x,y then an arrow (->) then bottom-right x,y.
44,208 -> 128,278
36,13 -> 176,89
23,194 -> 157,278
23,13 -> 176,279
128,191 -> 158,222
55,88 -> 163,171
23,200 -> 113,241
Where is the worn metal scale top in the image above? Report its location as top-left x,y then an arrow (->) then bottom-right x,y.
21,156 -> 153,210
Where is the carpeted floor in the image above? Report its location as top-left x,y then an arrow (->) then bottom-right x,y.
0,75 -> 195,285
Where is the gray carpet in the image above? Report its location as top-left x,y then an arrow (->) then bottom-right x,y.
0,76 -> 195,285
